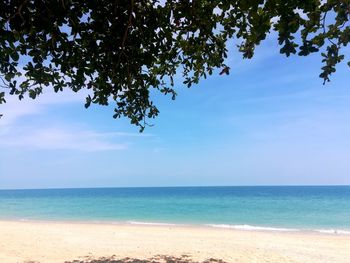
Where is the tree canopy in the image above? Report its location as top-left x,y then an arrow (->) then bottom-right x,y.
1,0 -> 349,130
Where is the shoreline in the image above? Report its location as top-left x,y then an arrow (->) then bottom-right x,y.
1,218 -> 350,236
1,220 -> 350,263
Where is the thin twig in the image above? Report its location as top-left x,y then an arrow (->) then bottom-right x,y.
117,0 -> 134,65
121,0 -> 134,49
5,0 -> 28,24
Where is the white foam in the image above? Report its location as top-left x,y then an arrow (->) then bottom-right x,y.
12,218 -> 350,235
206,224 -> 299,232
127,221 -> 181,226
315,229 -> 350,235
207,224 -> 350,235
18,218 -> 30,222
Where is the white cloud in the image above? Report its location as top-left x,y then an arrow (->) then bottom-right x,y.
0,88 -> 149,151
0,126 -> 127,151
0,88 -> 88,127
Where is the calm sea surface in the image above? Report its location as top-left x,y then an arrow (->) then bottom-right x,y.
0,186 -> 349,233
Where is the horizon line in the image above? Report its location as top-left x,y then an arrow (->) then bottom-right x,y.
1,184 -> 349,191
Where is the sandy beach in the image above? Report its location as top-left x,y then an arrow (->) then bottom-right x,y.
0,221 -> 349,263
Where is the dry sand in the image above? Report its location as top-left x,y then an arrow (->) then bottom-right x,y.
0,220 -> 349,263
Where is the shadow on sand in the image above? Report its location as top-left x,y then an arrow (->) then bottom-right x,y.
65,255 -> 227,263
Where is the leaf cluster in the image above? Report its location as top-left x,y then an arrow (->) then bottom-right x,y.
0,0 -> 349,130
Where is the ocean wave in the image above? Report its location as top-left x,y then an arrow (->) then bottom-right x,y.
8,218 -> 350,235
206,224 -> 299,232
206,224 -> 350,235
126,221 -> 181,226
315,229 -> 350,235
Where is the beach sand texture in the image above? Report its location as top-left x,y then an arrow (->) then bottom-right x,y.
0,221 -> 349,263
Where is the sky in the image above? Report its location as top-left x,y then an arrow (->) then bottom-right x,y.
1,34 -> 350,189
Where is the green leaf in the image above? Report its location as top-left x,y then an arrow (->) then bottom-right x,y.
10,52 -> 19,61
0,0 -> 348,130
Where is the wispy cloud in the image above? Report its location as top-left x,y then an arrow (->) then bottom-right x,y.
0,89 -> 150,151
0,125 -> 129,151
0,88 -> 88,127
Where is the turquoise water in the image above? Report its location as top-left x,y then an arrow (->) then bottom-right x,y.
0,186 -> 350,232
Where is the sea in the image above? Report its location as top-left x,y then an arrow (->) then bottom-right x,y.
0,186 -> 349,234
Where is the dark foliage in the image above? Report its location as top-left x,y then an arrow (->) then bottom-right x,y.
1,0 -> 349,130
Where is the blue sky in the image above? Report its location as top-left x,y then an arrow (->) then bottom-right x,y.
1,34 -> 350,189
